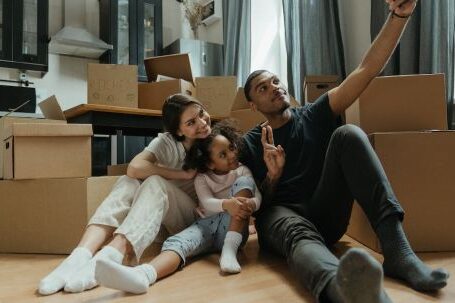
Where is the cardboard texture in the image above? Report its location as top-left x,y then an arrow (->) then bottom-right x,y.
195,76 -> 237,117
0,176 -> 119,254
4,123 -> 92,180
345,74 -> 447,134
107,163 -> 129,176
138,80 -> 196,110
230,88 -> 301,133
0,117 -> 66,179
347,131 -> 455,252
87,63 -> 138,108
303,75 -> 339,103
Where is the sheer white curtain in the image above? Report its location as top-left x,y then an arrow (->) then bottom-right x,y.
250,0 -> 288,88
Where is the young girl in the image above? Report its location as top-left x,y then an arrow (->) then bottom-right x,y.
38,94 -> 212,295
94,121 -> 261,294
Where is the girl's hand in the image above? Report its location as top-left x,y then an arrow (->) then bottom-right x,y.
222,198 -> 250,220
261,126 -> 285,181
180,169 -> 197,180
236,197 -> 256,215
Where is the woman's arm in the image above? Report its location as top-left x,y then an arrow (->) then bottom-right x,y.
126,150 -> 196,181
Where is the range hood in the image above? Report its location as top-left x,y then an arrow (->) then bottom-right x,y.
49,0 -> 113,59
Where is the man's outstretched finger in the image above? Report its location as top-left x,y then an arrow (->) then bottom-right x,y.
266,125 -> 274,145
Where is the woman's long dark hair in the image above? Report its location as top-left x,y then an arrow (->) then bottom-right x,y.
162,94 -> 206,141
184,119 -> 243,173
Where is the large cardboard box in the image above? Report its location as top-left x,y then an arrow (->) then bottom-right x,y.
140,54 -> 196,110
0,176 -> 118,254
0,116 -> 66,179
347,131 -> 455,252
303,75 -> 339,103
87,63 -> 138,108
3,123 -> 92,180
345,74 -> 447,134
230,88 -> 301,133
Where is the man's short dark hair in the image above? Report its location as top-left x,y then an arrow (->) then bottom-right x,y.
244,70 -> 268,101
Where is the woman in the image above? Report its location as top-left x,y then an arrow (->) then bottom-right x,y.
38,94 -> 212,295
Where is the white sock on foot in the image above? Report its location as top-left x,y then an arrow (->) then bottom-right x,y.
220,231 -> 242,274
38,247 -> 92,295
64,246 -> 124,293
95,259 -> 157,294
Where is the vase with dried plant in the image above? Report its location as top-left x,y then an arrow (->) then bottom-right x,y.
181,0 -> 204,39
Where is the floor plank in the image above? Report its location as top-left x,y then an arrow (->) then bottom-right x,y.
0,235 -> 453,303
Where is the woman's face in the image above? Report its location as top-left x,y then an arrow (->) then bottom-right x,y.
178,104 -> 211,140
208,135 -> 239,174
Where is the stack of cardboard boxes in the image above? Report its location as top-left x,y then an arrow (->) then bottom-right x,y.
0,100 -> 119,254
344,73 -> 455,252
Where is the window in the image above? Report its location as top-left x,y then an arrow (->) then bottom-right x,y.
250,0 -> 287,87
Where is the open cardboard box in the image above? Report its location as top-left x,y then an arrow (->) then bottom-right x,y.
347,131 -> 455,252
0,95 -> 69,179
140,54 -> 197,111
345,74 -> 447,134
2,95 -> 93,180
140,53 -> 237,117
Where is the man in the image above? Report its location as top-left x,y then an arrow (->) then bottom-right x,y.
240,0 -> 449,302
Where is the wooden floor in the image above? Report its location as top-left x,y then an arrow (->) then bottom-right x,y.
0,235 -> 454,303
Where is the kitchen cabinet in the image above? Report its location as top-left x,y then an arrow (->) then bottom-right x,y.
0,0 -> 48,72
99,0 -> 163,81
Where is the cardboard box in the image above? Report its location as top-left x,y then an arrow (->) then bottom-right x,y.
4,123 -> 93,180
230,88 -> 301,133
345,74 -> 447,134
107,163 -> 129,176
0,176 -> 119,254
140,54 -> 196,110
87,63 -> 138,108
303,75 -> 339,103
139,80 -> 196,110
347,131 -> 455,252
195,76 -> 237,117
0,116 -> 66,179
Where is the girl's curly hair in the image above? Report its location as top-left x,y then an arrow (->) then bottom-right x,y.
184,119 -> 243,173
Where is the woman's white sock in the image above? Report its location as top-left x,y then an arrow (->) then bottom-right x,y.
220,231 -> 243,274
95,259 -> 157,294
38,247 -> 92,295
64,246 -> 124,293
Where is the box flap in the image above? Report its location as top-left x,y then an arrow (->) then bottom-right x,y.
7,123 -> 93,138
38,95 -> 66,121
304,75 -> 339,85
144,53 -> 195,85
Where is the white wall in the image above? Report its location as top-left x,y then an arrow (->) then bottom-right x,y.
0,0 -> 223,111
337,0 -> 371,74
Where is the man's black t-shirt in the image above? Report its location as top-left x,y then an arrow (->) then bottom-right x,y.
240,93 -> 340,210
